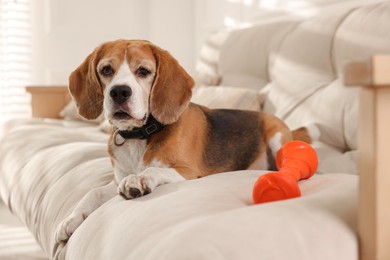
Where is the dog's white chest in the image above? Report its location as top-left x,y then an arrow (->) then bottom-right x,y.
111,139 -> 147,183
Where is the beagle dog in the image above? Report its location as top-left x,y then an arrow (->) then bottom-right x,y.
54,39 -> 314,248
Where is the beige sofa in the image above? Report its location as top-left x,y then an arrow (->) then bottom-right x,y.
0,1 -> 389,259
195,0 -> 389,175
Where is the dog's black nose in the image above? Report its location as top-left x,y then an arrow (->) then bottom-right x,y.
110,85 -> 132,104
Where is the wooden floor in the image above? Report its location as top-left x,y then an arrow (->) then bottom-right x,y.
0,200 -> 48,260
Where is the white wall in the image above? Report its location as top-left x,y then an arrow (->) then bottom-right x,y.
30,0 -> 196,85
148,0 -> 195,74
30,0 -> 379,85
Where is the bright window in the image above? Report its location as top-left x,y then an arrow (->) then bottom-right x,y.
0,0 -> 31,122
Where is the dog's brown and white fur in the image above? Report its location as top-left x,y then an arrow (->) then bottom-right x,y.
54,40 -> 315,248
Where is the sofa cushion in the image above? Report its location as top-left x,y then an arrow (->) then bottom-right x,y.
263,2 -> 390,150
218,20 -> 300,90
194,1 -> 389,152
195,30 -> 230,87
333,2 -> 390,149
191,86 -> 261,111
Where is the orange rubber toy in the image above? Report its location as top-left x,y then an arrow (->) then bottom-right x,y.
252,141 -> 318,204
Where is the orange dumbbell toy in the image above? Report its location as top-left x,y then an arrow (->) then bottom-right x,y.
252,141 -> 318,204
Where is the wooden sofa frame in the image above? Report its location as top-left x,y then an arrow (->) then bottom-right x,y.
26,55 -> 390,260
345,55 -> 390,260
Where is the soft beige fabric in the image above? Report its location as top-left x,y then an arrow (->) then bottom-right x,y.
197,1 -> 390,152
274,2 -> 390,151
191,86 -> 261,111
0,119 -> 358,260
262,9 -> 358,150
333,2 -> 390,149
195,30 -> 229,87
218,21 -> 299,90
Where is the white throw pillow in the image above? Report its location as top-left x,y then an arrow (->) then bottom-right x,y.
191,86 -> 261,111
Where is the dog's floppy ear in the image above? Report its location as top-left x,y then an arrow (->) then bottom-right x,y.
149,44 -> 194,125
68,47 -> 103,120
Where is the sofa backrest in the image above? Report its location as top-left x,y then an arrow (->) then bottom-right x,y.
196,1 -> 390,152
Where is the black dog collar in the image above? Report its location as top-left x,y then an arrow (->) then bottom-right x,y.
113,115 -> 165,146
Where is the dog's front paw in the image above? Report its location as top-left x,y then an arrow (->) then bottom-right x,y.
55,212 -> 86,243
118,174 -> 157,199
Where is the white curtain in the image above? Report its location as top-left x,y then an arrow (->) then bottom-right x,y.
0,0 -> 31,122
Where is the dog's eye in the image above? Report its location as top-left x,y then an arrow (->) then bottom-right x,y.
137,67 -> 151,78
100,65 -> 114,77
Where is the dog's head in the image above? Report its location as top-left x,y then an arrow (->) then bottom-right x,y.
69,40 -> 194,129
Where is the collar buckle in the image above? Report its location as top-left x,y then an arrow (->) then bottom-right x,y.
114,115 -> 165,146
144,124 -> 158,135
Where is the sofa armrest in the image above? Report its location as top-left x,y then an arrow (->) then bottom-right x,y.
26,86 -> 70,118
345,55 -> 390,260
